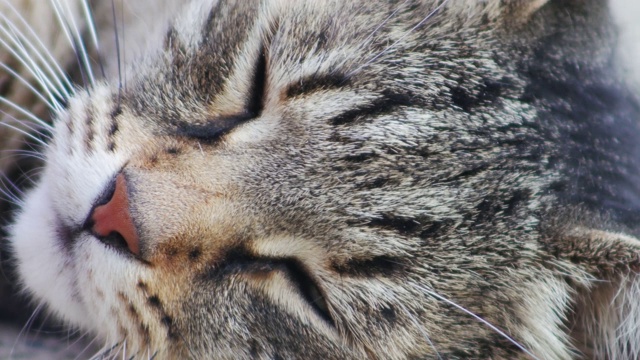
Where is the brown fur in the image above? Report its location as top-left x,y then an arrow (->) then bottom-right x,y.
3,0 -> 640,359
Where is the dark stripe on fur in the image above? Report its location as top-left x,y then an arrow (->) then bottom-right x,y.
328,90 -> 414,126
174,114 -> 253,144
285,73 -> 349,99
84,103 -> 95,152
330,255 -> 403,278
247,49 -> 267,117
368,213 -> 421,235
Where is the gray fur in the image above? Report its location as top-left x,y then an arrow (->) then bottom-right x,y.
3,0 -> 640,359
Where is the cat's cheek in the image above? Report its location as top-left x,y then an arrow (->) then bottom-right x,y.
9,182 -> 91,329
71,236 -> 146,342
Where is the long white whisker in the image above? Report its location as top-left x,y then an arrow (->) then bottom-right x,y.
410,283 -> 540,360
81,0 -> 100,52
0,149 -> 46,162
360,0 -> 411,47
1,171 -> 25,197
0,178 -> 23,205
111,0 -> 123,95
0,96 -> 53,132
70,330 -> 99,360
0,62 -> 59,111
1,114 -> 52,141
0,14 -> 69,98
90,341 -> 122,360
0,39 -> 63,111
0,96 -> 53,130
81,0 -> 106,78
1,107 -> 51,134
347,0 -> 451,78
1,124 -> 51,144
11,166 -> 46,190
50,0 -> 87,86
121,2 -> 126,90
0,24 -> 64,102
0,118 -> 48,146
60,0 -> 95,85
9,300 -> 45,358
0,0 -> 74,91
55,0 -> 95,85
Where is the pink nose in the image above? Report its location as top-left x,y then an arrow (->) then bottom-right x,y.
91,173 -> 140,256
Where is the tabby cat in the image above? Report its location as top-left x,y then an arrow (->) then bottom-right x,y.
2,0 -> 640,359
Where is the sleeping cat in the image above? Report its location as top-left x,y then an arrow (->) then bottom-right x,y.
2,0 -> 640,358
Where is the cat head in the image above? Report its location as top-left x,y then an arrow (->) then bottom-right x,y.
8,0 -> 640,358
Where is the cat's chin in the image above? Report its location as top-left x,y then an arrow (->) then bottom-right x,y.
9,181 -> 93,330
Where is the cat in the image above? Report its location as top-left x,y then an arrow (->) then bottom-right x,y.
2,0 -> 640,358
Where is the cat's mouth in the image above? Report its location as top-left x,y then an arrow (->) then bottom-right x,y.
54,215 -> 80,254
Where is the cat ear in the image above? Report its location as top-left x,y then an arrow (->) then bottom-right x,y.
544,226 -> 640,275
543,227 -> 640,358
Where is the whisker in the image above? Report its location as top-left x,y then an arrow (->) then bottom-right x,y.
0,96 -> 51,130
9,300 -> 45,358
0,20 -> 69,103
81,0 -> 99,53
50,0 -> 88,87
111,0 -> 123,101
179,332 -> 197,359
360,0 -> 410,48
1,172 -> 24,197
14,167 -> 46,189
90,341 -> 122,360
410,283 -> 540,360
1,113 -> 52,141
0,117 -> 49,146
0,0 -> 74,92
71,332 -> 100,360
0,177 -> 24,206
54,0 -> 95,85
0,147 -> 44,156
0,110 -> 52,140
0,62 -> 58,111
396,301 -> 442,359
0,149 -> 46,163
81,0 -> 106,78
121,1 -> 126,90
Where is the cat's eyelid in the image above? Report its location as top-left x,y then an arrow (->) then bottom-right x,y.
174,46 -> 268,144
246,48 -> 267,118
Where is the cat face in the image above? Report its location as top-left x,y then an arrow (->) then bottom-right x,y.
7,0 -> 640,359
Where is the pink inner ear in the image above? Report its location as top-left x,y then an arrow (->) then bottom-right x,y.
91,173 -> 140,255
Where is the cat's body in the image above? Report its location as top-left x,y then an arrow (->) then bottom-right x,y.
2,0 -> 640,359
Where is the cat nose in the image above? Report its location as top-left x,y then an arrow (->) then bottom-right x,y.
89,173 -> 140,256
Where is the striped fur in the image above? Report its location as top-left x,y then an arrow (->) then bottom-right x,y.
2,0 -> 640,358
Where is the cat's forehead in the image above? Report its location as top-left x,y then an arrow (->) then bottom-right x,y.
122,0 -> 512,120
162,0 -> 529,61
